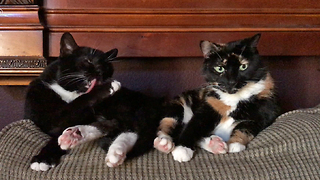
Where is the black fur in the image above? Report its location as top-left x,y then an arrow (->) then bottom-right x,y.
25,33 -> 163,170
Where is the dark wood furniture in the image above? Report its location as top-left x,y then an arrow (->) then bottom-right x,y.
0,1 -> 45,85
1,0 -> 320,84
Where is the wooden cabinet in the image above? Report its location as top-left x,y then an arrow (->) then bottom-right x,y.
1,0 -> 320,84
43,0 -> 320,57
0,4 -> 45,85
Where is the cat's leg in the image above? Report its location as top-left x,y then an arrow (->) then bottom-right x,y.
153,118 -> 177,154
154,100 -> 185,154
58,125 -> 104,150
104,132 -> 138,167
198,135 -> 228,154
58,119 -> 117,150
171,104 -> 221,162
30,138 -> 66,171
227,121 -> 257,153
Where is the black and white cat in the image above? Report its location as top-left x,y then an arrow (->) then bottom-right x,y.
25,33 -> 163,171
153,34 -> 280,162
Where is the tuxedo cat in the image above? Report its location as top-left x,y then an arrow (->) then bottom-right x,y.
153,34 -> 280,162
25,32 -> 164,171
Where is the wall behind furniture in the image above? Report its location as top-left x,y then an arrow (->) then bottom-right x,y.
1,57 -> 319,129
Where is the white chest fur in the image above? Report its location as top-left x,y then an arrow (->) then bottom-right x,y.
212,79 -> 267,141
214,79 -> 266,114
49,83 -> 83,103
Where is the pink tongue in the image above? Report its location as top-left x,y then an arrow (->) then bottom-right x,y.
85,79 -> 97,93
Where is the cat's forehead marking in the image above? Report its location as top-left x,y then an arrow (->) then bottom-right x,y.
222,59 -> 228,65
230,52 -> 248,64
240,59 -> 248,64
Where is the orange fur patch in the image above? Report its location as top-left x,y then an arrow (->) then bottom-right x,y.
206,97 -> 231,123
258,73 -> 275,99
227,130 -> 254,146
159,117 -> 177,134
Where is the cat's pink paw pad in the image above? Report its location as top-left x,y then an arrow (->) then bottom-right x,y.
58,127 -> 83,150
105,148 -> 126,167
207,135 -> 228,154
154,136 -> 175,154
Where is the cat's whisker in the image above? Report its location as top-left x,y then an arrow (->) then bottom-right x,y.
63,77 -> 87,87
92,48 -> 97,55
58,75 -> 84,82
58,74 -> 87,86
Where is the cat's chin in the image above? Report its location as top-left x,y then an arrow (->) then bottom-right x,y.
85,79 -> 97,94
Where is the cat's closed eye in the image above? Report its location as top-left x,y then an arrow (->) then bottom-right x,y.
79,58 -> 94,69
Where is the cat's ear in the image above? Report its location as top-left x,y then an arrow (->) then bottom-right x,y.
60,32 -> 79,57
200,41 -> 222,58
104,48 -> 118,61
247,33 -> 261,47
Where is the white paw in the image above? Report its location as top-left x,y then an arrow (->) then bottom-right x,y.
105,147 -> 126,167
110,80 -> 121,94
171,146 -> 194,162
154,135 -> 175,154
30,162 -> 54,171
228,142 -> 246,153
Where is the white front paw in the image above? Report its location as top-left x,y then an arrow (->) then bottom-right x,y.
110,80 -> 121,94
30,162 -> 54,171
105,147 -> 126,167
228,142 -> 246,153
171,146 -> 194,162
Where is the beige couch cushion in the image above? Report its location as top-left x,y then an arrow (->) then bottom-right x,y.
1,106 -> 320,179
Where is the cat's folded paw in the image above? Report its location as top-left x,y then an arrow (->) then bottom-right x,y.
30,162 -> 54,171
58,125 -> 103,150
154,135 -> 175,154
228,142 -> 246,153
58,126 -> 83,150
171,146 -> 194,162
110,80 -> 121,94
105,147 -> 126,167
201,135 -> 228,154
30,155 -> 58,171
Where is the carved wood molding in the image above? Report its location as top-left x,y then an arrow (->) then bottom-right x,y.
0,57 -> 45,75
0,57 -> 45,85
0,57 -> 46,69
0,0 -> 34,5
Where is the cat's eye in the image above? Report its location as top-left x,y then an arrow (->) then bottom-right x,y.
214,66 -> 225,73
239,64 -> 248,71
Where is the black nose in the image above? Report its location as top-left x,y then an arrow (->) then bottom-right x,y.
226,81 -> 238,94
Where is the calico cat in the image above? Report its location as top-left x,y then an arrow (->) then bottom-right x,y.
25,33 -> 163,171
153,34 -> 280,162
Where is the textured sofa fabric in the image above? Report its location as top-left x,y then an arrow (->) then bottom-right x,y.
0,106 -> 320,180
